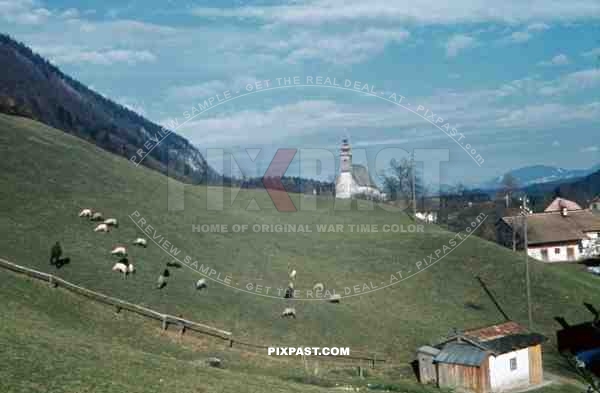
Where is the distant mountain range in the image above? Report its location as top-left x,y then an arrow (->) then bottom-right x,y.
479,164 -> 600,190
0,34 -> 218,184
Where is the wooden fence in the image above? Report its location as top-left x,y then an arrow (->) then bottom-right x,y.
0,257 -> 385,368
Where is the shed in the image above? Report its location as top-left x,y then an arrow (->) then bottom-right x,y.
418,322 -> 546,393
416,345 -> 440,384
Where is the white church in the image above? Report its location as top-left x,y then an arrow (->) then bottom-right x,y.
335,138 -> 385,201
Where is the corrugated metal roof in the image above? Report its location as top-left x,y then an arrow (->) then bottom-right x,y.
433,342 -> 488,367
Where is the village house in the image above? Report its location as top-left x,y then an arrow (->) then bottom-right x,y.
544,197 -> 582,212
496,197 -> 600,262
417,321 -> 546,393
591,197 -> 600,214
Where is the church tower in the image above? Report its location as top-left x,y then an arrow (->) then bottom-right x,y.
335,138 -> 356,199
340,138 -> 352,172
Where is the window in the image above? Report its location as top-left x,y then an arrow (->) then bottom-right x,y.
510,357 -> 517,371
555,248 -> 561,254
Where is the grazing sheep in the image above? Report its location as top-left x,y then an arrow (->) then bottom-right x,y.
78,209 -> 93,218
111,246 -> 127,257
103,218 -> 118,227
328,294 -> 341,303
289,269 -> 297,281
195,278 -> 207,290
284,286 -> 294,299
206,357 -> 222,368
132,238 -> 147,247
157,269 -> 170,289
166,261 -> 182,268
91,212 -> 104,221
313,282 -> 324,292
281,307 -> 296,319
112,262 -> 135,277
94,223 -> 110,232
50,241 -> 62,265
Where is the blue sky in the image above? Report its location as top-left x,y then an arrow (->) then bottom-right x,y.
2,0 -> 600,186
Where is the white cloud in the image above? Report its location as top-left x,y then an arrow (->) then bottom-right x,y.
581,145 -> 599,153
35,46 -> 157,65
538,69 -> 600,96
538,53 -> 570,66
0,0 -> 52,25
582,48 -> 600,58
552,140 -> 560,147
509,31 -> 531,43
526,22 -> 550,31
167,76 -> 257,101
190,1 -> 600,25
495,102 -> 600,128
60,8 -> 79,19
445,34 -> 476,57
285,28 -> 410,64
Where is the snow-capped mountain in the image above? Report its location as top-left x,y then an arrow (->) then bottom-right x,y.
481,164 -> 600,189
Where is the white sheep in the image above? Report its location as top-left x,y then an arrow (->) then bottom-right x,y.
112,262 -> 135,277
94,223 -> 110,232
104,218 -> 118,227
281,307 -> 296,319
91,212 -> 104,221
111,246 -> 127,257
132,238 -> 147,248
195,278 -> 207,290
79,208 -> 93,218
313,282 -> 324,292
157,270 -> 168,289
328,294 -> 341,303
288,263 -> 297,281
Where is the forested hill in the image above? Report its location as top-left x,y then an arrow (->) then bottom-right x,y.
0,34 -> 218,184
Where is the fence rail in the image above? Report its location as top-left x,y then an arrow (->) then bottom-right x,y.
0,257 -> 385,367
0,257 -> 232,339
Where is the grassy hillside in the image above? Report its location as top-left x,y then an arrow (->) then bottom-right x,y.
1,113 -> 600,379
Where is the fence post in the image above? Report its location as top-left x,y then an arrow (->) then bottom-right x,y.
372,353 -> 376,369
229,338 -> 234,348
49,275 -> 57,288
162,315 -> 168,330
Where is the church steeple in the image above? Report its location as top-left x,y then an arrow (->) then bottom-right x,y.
340,138 -> 352,173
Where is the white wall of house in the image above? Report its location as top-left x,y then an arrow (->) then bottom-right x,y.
527,244 -> 581,262
527,232 -> 600,262
489,348 -> 530,392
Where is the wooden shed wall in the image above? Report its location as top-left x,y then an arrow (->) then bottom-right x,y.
528,344 -> 543,385
437,358 -> 490,393
417,353 -> 437,384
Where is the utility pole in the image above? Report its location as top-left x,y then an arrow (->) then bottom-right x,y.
520,195 -> 533,329
411,152 -> 417,218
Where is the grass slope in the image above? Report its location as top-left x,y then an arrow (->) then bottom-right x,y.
1,113 -> 600,381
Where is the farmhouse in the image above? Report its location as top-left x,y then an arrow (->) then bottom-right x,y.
591,196 -> 600,213
335,138 -> 385,201
496,198 -> 600,262
544,197 -> 582,212
417,321 -> 546,393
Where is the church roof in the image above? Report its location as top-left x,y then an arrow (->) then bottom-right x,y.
351,164 -> 378,189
